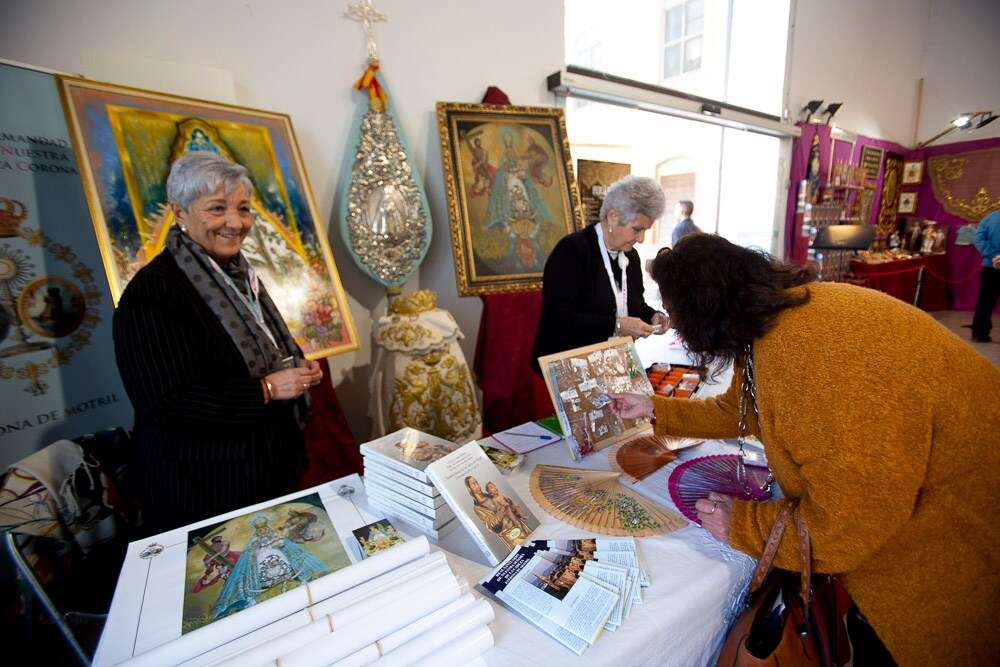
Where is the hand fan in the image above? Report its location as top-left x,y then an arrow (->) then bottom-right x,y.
607,435 -> 704,483
529,465 -> 687,537
667,454 -> 773,525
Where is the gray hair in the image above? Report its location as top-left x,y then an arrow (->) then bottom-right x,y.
166,151 -> 254,211
598,175 -> 666,226
677,200 -> 694,217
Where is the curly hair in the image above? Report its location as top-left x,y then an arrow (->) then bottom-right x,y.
651,233 -> 817,377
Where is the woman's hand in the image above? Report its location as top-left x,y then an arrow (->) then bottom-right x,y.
695,492 -> 733,544
608,392 -> 654,420
266,361 -> 322,401
617,316 -> 655,339
300,359 -> 323,386
651,312 -> 670,335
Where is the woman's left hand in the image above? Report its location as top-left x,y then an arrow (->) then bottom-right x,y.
300,359 -> 323,388
695,492 -> 733,544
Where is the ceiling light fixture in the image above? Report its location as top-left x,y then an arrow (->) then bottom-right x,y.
801,99 -> 823,123
917,110 -> 996,148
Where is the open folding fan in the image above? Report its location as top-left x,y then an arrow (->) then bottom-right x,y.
607,435 -> 705,483
529,465 -> 687,537
667,454 -> 773,525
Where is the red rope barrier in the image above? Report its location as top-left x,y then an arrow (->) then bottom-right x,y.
850,263 -> 980,284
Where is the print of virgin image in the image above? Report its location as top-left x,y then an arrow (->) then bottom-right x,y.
181,494 -> 349,633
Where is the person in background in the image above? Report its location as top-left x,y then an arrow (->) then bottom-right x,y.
532,175 -> 669,375
608,233 -> 1000,666
670,199 -> 700,246
971,208 -> 1000,342
113,152 -> 322,535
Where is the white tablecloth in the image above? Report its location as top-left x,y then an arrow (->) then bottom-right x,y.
97,337 -> 761,666
432,341 -> 760,667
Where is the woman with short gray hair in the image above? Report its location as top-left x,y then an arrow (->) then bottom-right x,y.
113,151 -> 323,534
532,175 -> 669,381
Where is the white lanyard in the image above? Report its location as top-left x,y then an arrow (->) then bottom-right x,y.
595,224 -> 628,317
210,257 -> 279,350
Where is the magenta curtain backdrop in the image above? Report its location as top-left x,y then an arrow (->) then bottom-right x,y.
785,124 -> 1000,311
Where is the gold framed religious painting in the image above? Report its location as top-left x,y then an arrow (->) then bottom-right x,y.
57,76 -> 359,358
436,103 -> 585,296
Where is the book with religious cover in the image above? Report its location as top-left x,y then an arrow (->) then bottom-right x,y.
425,442 -> 539,566
360,428 -> 459,483
363,457 -> 442,498
363,466 -> 447,511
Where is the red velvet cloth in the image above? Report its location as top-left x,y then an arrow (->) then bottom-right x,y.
472,85 -> 547,434
849,254 -> 952,311
299,369 -> 363,488
474,292 -> 544,434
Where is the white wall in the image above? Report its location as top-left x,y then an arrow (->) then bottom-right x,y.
788,0 -> 1000,147
919,0 -> 1000,147
0,0 -> 565,441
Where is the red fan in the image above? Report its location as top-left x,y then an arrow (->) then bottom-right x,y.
667,454 -> 773,524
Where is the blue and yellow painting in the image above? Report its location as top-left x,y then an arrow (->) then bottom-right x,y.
59,77 -> 358,357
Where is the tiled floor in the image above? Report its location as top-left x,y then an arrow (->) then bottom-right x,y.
930,310 -> 1000,367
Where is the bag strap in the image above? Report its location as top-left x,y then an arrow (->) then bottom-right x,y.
747,498 -> 798,593
796,505 -> 813,608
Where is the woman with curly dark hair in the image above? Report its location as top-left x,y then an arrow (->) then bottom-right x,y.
610,233 -> 1000,667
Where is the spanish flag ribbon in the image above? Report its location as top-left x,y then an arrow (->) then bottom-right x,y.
354,64 -> 387,106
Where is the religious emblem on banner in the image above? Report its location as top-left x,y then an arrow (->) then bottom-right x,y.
0,196 -> 103,396
339,0 -> 432,298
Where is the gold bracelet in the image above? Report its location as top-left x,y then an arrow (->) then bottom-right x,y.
261,377 -> 273,403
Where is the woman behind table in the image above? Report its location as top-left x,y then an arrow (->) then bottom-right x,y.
608,233 -> 1000,666
113,151 -> 322,535
532,175 -> 669,372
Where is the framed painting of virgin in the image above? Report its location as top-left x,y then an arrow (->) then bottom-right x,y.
57,76 -> 358,358
436,103 -> 584,296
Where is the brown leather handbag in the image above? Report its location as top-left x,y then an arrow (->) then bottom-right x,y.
716,499 -> 849,667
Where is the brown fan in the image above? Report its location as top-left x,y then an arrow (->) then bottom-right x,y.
529,465 -> 687,537
607,435 -> 705,483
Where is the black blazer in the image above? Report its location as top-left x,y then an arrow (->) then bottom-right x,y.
532,226 -> 657,372
113,252 -> 305,534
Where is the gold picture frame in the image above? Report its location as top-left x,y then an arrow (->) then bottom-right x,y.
57,76 -> 358,358
898,191 -> 918,215
901,160 -> 924,185
436,103 -> 584,296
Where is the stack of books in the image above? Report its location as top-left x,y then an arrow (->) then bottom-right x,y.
361,428 -> 461,540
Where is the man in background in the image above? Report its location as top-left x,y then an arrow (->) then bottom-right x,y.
671,200 -> 701,246
972,208 -> 1000,343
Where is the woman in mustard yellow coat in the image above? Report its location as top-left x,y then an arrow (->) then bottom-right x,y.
610,234 -> 1000,666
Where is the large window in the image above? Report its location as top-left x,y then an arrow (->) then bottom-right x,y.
564,0 -> 793,262
663,0 -> 704,79
565,0 -> 791,116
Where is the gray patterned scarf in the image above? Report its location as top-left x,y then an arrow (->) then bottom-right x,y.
165,225 -> 309,425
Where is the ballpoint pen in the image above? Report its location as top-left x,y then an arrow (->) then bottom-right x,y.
506,432 -> 554,440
